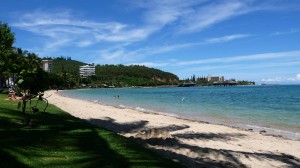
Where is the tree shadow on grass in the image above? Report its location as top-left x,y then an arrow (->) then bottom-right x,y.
0,110 -> 130,167
0,149 -> 28,168
0,106 -> 183,168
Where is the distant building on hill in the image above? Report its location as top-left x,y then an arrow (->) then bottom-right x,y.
41,60 -> 53,73
207,75 -> 224,82
79,65 -> 95,78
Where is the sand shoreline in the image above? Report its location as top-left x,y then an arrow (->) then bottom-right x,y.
46,90 -> 300,168
58,90 -> 300,141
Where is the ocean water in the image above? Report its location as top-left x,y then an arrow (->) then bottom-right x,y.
60,85 -> 300,140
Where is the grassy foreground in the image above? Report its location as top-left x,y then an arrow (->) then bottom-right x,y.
0,94 -> 183,168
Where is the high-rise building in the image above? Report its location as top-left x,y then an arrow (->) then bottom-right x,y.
41,60 -> 53,73
79,65 -> 95,78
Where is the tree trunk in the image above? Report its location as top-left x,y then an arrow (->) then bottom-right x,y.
22,100 -> 26,113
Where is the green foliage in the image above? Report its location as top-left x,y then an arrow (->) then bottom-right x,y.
46,58 -> 85,88
0,21 -> 16,86
0,94 -> 183,168
17,52 -> 49,95
0,22 -> 15,51
95,64 -> 179,87
52,58 -> 85,77
56,72 -> 78,88
50,59 -> 179,87
237,80 -> 255,85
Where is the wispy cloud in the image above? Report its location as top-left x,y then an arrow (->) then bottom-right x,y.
205,34 -> 250,44
124,50 -> 300,80
177,1 -> 252,33
182,60 -> 300,73
12,9 -> 156,52
140,0 -> 205,25
271,28 -> 300,36
132,0 -> 290,34
177,51 -> 300,66
126,62 -> 169,67
97,33 -> 250,63
11,1 -> 298,60
139,0 -> 286,34
97,42 -> 200,63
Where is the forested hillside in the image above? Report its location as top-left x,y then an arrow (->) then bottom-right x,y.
95,64 -> 179,86
46,57 -> 179,87
51,57 -> 85,77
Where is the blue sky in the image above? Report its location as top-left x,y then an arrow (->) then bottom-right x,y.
1,0 -> 300,84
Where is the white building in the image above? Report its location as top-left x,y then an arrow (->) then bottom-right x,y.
79,65 -> 95,78
41,60 -> 53,73
207,75 -> 224,82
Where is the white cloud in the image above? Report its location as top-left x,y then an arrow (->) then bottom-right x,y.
99,48 -> 125,61
12,9 -> 156,52
287,74 -> 300,81
137,0 -> 205,25
127,53 -> 300,71
178,1 -> 251,33
126,62 -> 169,67
180,60 -> 300,76
135,0 -> 295,33
261,77 -> 283,82
205,34 -> 250,44
271,29 -> 300,36
262,74 -> 300,83
44,38 -> 72,50
94,26 -> 156,42
11,1 -> 298,60
135,0 -> 281,34
77,40 -> 93,47
177,51 -> 300,66
17,9 -> 127,31
96,33 -> 251,63
96,42 -> 200,63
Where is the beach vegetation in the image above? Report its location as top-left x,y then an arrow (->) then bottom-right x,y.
0,21 -> 16,87
1,22 -> 50,115
16,51 -> 50,114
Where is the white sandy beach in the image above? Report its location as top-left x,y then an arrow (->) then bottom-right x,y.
46,90 -> 300,168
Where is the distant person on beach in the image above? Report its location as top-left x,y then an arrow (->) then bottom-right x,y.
8,88 -> 16,100
8,88 -> 26,101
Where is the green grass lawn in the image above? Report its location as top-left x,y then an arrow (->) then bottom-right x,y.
0,94 -> 183,168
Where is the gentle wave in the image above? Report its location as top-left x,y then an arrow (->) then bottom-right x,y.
241,124 -> 300,140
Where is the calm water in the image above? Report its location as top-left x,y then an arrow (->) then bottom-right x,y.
60,85 -> 300,140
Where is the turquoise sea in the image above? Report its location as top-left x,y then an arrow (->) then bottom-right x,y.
60,85 -> 300,140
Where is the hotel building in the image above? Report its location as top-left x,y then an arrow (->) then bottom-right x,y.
79,65 -> 96,78
41,60 -> 53,73
207,75 -> 224,82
